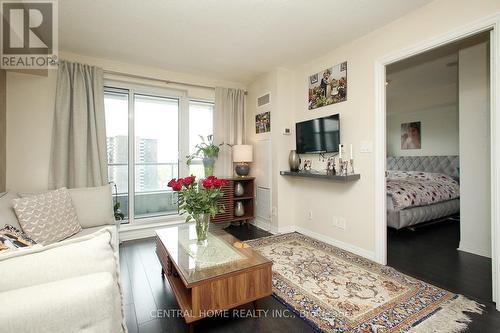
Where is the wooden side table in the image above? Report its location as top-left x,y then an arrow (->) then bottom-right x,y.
212,177 -> 255,226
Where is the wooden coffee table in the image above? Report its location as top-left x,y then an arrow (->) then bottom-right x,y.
155,223 -> 272,331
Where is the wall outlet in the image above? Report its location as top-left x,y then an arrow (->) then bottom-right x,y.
332,216 -> 346,229
308,211 -> 313,220
272,207 -> 278,216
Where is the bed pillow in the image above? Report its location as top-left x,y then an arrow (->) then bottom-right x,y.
12,188 -> 82,245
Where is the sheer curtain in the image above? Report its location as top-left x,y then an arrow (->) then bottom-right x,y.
213,87 -> 246,177
49,60 -> 108,189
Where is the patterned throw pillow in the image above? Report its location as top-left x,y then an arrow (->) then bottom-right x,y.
0,224 -> 37,252
12,188 -> 82,245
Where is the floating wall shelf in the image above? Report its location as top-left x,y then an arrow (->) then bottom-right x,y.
280,171 -> 360,182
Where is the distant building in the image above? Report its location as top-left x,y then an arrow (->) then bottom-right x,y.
106,136 -> 159,193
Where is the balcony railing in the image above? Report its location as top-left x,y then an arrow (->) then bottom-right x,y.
108,162 -> 179,222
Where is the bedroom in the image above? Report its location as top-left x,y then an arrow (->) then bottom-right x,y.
385,31 -> 492,302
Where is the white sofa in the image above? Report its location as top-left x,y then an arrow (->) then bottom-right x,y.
0,185 -> 126,333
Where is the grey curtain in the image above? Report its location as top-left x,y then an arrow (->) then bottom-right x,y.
213,87 -> 246,177
49,61 -> 108,189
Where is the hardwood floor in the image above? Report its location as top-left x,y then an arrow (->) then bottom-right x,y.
121,222 -> 500,332
120,224 -> 315,333
388,219 -> 500,332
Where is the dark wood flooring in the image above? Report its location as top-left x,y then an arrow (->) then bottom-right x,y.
120,224 -> 316,333
388,219 -> 500,332
120,222 -> 500,333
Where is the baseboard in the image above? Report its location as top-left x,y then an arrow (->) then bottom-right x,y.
294,226 -> 376,261
119,219 -> 184,242
248,221 -> 376,261
250,218 -> 295,234
251,218 -> 275,233
458,242 -> 492,258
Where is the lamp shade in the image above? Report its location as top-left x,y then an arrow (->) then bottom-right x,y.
232,145 -> 253,162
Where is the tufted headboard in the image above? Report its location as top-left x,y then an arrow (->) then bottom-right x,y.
387,156 -> 459,179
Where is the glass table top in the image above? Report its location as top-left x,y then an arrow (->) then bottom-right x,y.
155,223 -> 271,286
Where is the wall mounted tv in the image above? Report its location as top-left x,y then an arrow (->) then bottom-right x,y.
295,114 -> 340,154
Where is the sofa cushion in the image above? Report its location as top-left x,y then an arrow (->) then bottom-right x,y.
68,184 -> 115,228
0,272 -> 124,333
0,227 -> 119,292
0,192 -> 21,230
12,188 -> 82,245
67,225 -> 118,251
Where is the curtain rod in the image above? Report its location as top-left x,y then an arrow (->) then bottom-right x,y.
104,69 -> 247,94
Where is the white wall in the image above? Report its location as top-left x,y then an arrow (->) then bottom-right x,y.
247,0 -> 500,257
6,51 -> 245,192
246,68 -> 296,233
387,105 -> 459,156
458,42 -> 491,258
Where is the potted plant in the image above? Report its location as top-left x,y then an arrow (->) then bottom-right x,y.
168,175 -> 228,243
186,135 -> 223,177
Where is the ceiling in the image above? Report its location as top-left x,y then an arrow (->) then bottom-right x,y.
59,0 -> 433,84
386,31 -> 490,115
386,53 -> 458,115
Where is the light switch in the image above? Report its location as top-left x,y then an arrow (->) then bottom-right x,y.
360,141 -> 373,153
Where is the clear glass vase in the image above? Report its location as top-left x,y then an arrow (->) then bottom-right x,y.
203,157 -> 215,177
195,213 -> 210,243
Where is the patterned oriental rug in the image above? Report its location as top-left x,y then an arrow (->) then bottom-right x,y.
246,233 -> 483,333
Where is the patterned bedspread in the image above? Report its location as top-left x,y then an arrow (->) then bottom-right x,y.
387,170 -> 460,210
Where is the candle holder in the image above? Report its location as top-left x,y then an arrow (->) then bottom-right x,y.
350,158 -> 355,175
338,157 -> 343,176
343,160 -> 349,176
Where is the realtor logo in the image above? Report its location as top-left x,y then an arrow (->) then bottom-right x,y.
1,0 -> 58,69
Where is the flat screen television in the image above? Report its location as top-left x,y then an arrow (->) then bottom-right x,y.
295,114 -> 340,154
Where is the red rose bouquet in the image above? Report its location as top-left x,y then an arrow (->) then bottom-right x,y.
168,175 -> 229,241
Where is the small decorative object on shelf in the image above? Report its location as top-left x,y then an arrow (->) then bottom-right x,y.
233,145 -> 253,176
289,150 -> 301,172
326,156 -> 336,174
349,144 -> 355,175
235,201 -> 245,217
186,135 -> 223,177
234,182 -> 244,197
303,159 -> 312,171
167,175 -> 228,244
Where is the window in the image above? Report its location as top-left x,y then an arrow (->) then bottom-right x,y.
188,101 -> 214,178
104,84 -> 214,223
105,89 -> 129,218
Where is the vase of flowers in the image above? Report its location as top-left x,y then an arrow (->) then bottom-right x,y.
186,135 -> 223,177
168,175 -> 228,243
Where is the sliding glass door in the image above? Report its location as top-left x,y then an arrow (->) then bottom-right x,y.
104,84 -> 214,223
134,94 -> 179,218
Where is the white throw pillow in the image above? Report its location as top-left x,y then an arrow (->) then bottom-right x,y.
68,184 -> 115,228
12,188 -> 82,245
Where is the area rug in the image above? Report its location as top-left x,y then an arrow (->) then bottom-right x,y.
245,232 -> 483,333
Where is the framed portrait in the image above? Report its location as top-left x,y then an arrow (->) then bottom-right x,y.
401,122 -> 421,149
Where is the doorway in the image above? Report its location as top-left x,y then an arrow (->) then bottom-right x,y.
374,15 -> 500,309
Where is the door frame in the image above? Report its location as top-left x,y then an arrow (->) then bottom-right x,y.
374,13 -> 500,308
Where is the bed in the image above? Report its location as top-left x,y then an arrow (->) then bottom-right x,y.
386,156 -> 460,229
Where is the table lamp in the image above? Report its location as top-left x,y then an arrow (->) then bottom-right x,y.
233,145 -> 253,177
